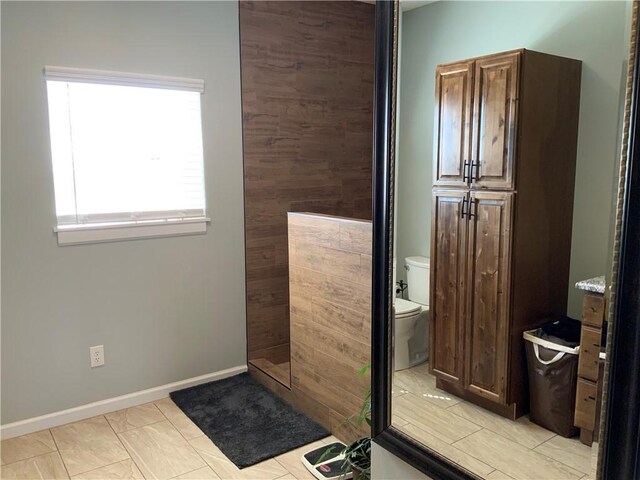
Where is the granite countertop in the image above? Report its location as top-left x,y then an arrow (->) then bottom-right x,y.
575,275 -> 606,295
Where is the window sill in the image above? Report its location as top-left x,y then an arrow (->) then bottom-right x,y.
55,218 -> 209,246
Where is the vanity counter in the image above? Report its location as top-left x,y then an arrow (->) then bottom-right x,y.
575,275 -> 606,295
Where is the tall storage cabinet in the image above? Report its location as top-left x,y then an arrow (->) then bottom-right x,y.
429,49 -> 582,419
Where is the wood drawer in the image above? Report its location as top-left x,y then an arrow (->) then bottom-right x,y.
578,326 -> 602,382
575,378 -> 598,430
582,294 -> 605,328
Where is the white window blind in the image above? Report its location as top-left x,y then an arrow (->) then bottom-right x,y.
44,66 -> 207,243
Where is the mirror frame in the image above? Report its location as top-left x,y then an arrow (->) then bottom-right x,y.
371,2 -> 640,479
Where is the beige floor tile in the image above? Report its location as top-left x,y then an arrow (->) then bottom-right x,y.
486,470 -> 515,479
1,429 -> 57,464
172,466 -> 220,479
447,402 -> 556,449
155,398 -> 204,440
393,393 -> 481,444
533,435 -> 592,475
52,416 -> 129,476
118,420 -> 205,480
105,403 -> 166,433
71,459 -> 144,479
320,436 -> 343,446
274,440 -> 327,479
189,436 -> 288,480
396,423 -> 494,477
393,364 -> 435,391
394,368 -> 463,409
0,451 -> 69,479
453,429 -> 584,480
274,475 -> 296,480
391,415 -> 410,428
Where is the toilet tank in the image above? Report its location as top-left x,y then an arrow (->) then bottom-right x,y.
405,256 -> 430,306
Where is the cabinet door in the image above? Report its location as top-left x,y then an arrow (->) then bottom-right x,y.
430,189 -> 468,383
471,52 -> 520,190
464,191 -> 513,402
434,62 -> 474,187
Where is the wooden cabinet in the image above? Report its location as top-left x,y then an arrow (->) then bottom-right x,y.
574,291 -> 606,445
429,49 -> 582,419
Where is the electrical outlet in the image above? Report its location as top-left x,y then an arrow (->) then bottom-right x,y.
90,345 -> 105,368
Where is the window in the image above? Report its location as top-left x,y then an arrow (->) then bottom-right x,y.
44,66 -> 208,245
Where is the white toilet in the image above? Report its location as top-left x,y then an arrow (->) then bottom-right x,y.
393,256 -> 430,371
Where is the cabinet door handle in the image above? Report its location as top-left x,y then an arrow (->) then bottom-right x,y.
462,161 -> 470,183
461,197 -> 468,219
468,198 -> 476,218
471,161 -> 480,182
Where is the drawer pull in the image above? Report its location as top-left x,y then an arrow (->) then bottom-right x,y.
588,395 -> 596,401
592,343 -> 600,347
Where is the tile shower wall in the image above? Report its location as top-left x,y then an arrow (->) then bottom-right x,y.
239,1 -> 375,375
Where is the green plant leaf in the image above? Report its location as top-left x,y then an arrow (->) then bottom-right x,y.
357,363 -> 371,377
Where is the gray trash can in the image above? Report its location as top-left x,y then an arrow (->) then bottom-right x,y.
523,319 -> 580,437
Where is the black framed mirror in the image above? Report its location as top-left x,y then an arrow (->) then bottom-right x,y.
372,1 -> 640,479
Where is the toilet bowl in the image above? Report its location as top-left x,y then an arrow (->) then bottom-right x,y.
394,298 -> 429,370
393,256 -> 430,371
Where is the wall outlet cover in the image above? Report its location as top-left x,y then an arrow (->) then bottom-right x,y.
90,345 -> 104,368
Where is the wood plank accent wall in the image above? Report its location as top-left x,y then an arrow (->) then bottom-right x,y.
251,213 -> 372,442
239,1 -> 375,376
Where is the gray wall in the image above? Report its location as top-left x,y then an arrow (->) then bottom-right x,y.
395,1 -> 630,317
1,2 -> 247,424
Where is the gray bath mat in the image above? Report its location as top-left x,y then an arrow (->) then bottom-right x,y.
170,373 -> 330,468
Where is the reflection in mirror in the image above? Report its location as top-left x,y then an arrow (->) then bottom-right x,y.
390,1 -> 634,478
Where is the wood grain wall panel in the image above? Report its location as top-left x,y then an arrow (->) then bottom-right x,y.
290,342 -> 368,401
290,317 -> 370,370
241,0 -> 373,381
291,364 -> 363,420
253,213 -> 372,442
330,409 -> 369,441
288,213 -> 341,249
290,243 -> 364,285
311,298 -> 370,343
339,221 -> 374,256
290,266 -> 371,315
248,363 -> 330,428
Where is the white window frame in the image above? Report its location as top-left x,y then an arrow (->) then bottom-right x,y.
44,66 -> 209,246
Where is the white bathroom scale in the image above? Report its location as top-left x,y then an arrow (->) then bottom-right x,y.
300,441 -> 352,480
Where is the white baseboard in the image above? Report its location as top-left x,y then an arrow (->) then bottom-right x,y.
0,365 -> 247,440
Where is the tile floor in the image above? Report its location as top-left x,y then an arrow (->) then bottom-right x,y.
393,363 -> 597,480
1,367 -> 600,480
0,398 -> 337,480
